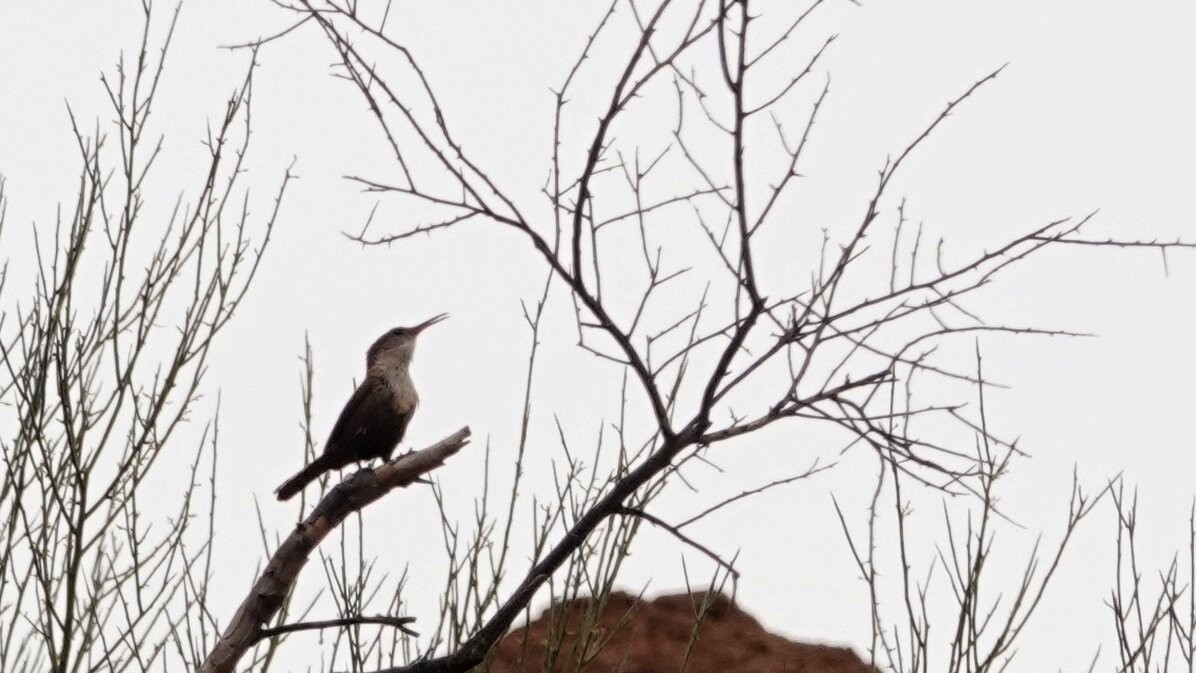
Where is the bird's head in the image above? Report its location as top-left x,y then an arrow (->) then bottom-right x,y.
368,313 -> 447,369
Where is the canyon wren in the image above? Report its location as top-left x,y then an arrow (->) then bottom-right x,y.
275,314 -> 447,501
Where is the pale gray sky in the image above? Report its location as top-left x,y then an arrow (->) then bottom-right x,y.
3,1 -> 1196,671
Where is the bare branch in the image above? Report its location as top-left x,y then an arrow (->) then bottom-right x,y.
198,429 -> 471,673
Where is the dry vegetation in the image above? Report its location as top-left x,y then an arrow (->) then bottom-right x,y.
2,2 -> 1193,673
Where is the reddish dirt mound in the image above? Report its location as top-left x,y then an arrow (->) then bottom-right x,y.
486,591 -> 873,673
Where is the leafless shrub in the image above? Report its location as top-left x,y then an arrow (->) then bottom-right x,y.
200,2 -> 1195,672
6,2 -> 1186,673
835,351 -> 1113,673
1103,487 -> 1195,673
0,3 -> 288,672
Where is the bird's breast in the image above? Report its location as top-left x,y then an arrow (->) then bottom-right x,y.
387,373 -> 418,415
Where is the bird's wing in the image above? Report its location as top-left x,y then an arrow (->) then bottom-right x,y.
392,408 -> 413,447
324,378 -> 395,455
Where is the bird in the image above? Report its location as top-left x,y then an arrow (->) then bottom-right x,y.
275,314 -> 447,501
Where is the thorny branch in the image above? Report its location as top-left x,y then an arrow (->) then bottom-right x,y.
224,0 -> 1196,671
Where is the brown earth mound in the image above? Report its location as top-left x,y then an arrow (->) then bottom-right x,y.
486,591 -> 873,673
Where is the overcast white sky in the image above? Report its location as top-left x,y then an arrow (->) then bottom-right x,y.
3,1 -> 1196,671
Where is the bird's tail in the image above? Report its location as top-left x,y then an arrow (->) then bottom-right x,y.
275,457 -> 331,501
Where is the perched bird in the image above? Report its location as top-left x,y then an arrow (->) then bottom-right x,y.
275,314 -> 447,501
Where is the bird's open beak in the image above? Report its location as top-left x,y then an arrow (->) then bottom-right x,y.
413,313 -> 448,333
